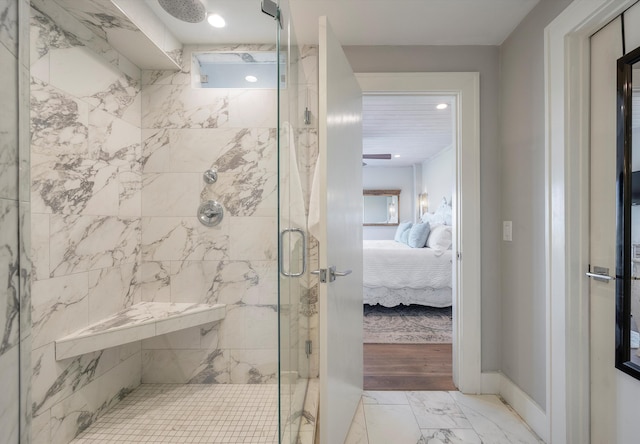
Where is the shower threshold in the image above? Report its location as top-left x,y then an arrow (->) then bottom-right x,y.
71,384 -> 278,443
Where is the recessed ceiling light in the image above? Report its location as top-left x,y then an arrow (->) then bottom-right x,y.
207,13 -> 226,28
394,154 -> 401,158
245,75 -> 258,83
436,103 -> 448,110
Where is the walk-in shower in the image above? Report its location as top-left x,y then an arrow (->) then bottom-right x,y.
0,0 -> 318,442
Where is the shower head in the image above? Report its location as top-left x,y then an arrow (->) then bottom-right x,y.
158,0 -> 207,23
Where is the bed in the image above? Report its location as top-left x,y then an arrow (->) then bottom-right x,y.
363,239 -> 452,307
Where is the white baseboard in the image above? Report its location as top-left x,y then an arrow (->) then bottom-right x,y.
480,372 -> 548,443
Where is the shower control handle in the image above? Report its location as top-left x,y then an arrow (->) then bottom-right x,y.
203,169 -> 218,184
198,201 -> 224,227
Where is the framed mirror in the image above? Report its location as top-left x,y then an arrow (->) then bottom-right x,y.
363,189 -> 400,226
616,46 -> 640,379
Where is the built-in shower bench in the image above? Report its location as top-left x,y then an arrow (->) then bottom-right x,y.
55,302 -> 226,361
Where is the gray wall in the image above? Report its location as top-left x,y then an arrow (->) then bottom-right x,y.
499,0 -> 573,408
344,45 -> 502,371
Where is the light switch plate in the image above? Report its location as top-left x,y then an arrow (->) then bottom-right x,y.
503,221 -> 512,241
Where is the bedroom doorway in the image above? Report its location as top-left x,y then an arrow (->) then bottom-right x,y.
361,94 -> 456,390
356,73 -> 482,393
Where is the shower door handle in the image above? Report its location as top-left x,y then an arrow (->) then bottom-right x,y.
279,228 -> 306,277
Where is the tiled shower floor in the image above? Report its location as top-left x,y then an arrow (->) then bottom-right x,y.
71,384 -> 279,444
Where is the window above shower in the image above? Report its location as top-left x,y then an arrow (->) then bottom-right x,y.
192,51 -> 286,89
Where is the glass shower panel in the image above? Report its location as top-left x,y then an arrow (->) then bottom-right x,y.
277,0 -> 310,442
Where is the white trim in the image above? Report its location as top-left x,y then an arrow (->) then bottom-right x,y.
481,372 -> 547,442
545,1 -> 636,442
356,72 -> 482,393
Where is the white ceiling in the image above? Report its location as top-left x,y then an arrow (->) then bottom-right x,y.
145,0 -> 539,46
362,95 -> 455,167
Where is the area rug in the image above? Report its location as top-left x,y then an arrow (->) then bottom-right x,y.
363,304 -> 452,344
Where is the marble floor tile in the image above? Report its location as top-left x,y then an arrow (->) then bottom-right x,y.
349,390 -> 543,444
407,391 -> 472,429
363,404 -> 424,444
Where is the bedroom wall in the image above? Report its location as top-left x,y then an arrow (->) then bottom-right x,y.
362,165 -> 415,240
345,45 -> 502,371
499,0 -> 573,409
421,146 -> 454,212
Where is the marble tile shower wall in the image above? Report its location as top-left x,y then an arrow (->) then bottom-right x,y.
139,45 -> 280,384
0,0 -> 30,443
29,3 -> 143,443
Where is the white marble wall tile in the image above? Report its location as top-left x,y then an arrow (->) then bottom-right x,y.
49,215 -> 140,277
299,46 -> 318,93
228,89 -> 277,128
140,260 -> 170,302
31,272 -> 88,349
448,392 -> 544,444
88,107 -> 140,171
141,216 -> 228,261
201,128 -> 277,217
142,84 -> 229,129
169,260 -> 218,303
87,263 -> 139,323
141,129 -> 169,173
30,1 -> 118,68
32,409 -> 51,444
421,429 -> 482,444
30,5 -> 80,67
363,404 -> 423,444
228,348 -> 277,384
141,173 -> 199,217
220,304 -> 278,350
407,391 -> 472,430
141,325 -> 201,350
30,77 -> 89,156
0,43 -> 18,202
51,0 -> 137,42
142,68 -> 189,86
49,352 -> 141,444
118,171 -> 141,217
0,199 -> 19,355
141,349 -> 229,384
30,212 -> 49,281
199,320 -> 221,350
214,260 -> 277,306
31,153 -> 120,216
31,341 -> 127,417
0,0 -> 18,57
345,399 -> 369,444
49,45 -> 141,126
0,344 -> 19,444
18,64 -> 31,200
229,216 -> 277,261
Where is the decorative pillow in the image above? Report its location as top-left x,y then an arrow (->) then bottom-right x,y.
427,224 -> 453,250
400,228 -> 410,244
394,221 -> 413,242
434,197 -> 453,226
407,222 -> 431,248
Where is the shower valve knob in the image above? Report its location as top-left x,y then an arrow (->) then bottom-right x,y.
203,169 -> 218,184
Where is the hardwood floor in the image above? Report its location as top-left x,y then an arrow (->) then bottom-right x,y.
363,343 -> 456,391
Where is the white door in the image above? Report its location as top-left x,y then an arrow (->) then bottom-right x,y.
589,17 -> 622,443
317,16 -> 364,444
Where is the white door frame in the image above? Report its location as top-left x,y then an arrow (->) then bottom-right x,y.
545,1 -> 636,442
356,72 -> 481,393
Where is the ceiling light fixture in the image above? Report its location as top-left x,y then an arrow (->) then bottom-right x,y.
245,75 -> 258,83
207,13 -> 226,28
436,103 -> 448,110
394,154 -> 401,158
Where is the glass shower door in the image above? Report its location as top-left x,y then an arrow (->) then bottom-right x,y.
276,0 -> 310,442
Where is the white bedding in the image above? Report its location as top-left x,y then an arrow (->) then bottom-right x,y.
363,240 -> 452,307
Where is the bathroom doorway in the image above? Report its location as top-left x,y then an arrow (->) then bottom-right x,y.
357,73 -> 482,393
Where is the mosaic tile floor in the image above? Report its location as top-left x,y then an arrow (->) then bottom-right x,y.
71,384 -> 279,444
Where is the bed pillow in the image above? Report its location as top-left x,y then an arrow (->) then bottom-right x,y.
407,222 -> 431,248
394,221 -> 413,242
427,224 -> 453,250
399,228 -> 410,244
